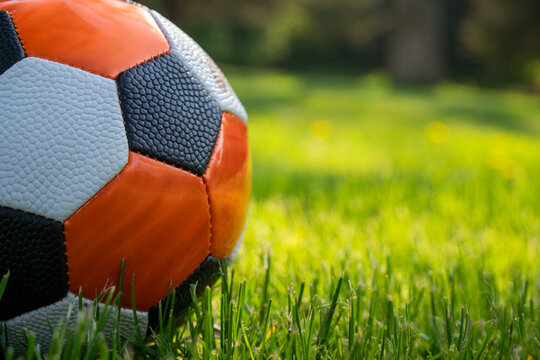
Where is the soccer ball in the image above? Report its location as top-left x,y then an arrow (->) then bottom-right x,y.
0,0 -> 250,354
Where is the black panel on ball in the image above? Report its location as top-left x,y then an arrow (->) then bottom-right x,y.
147,256 -> 224,331
117,52 -> 222,176
0,207 -> 68,321
0,11 -> 24,76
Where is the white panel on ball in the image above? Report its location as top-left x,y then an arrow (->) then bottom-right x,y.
1,293 -> 148,356
151,11 -> 248,122
0,57 -> 129,221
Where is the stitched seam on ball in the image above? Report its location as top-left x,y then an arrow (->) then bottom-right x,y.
26,54 -> 113,79
200,118 -> 223,256
222,109 -> 248,124
116,44 -> 171,79
11,46 -> 170,80
63,87 -> 130,221
62,160 -> 128,293
7,4 -> 170,79
115,83 -> 130,139
130,150 -> 203,178
123,152 -> 214,255
150,17 -> 247,124
125,1 -> 174,65
6,10 -> 26,56
149,11 -> 224,106
61,223 -> 70,290
149,11 -> 173,50
26,48 -> 171,80
201,176 -> 213,256
223,109 -> 249,123
64,159 -> 130,221
0,204 -> 61,223
0,205 -> 70,310
115,57 -> 221,177
148,11 -> 209,100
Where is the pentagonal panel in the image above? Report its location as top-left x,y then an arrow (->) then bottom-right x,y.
203,112 -> 251,258
0,0 -> 169,79
0,57 -> 129,221
64,152 -> 211,311
0,207 -> 67,321
151,11 -> 248,122
117,52 -> 222,176
0,11 -> 24,76
2,293 -> 148,356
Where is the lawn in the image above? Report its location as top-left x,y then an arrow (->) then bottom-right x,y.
226,70 -> 540,359
4,69 -> 540,359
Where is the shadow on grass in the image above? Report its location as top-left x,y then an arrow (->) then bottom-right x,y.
252,161 -> 436,212
250,158 -> 528,228
235,69 -> 540,136
441,103 -> 538,135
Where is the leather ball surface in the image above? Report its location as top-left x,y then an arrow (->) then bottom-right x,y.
0,0 -> 250,354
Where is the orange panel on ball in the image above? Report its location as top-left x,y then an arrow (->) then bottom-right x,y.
64,152 -> 210,310
204,112 -> 251,258
0,0 -> 170,79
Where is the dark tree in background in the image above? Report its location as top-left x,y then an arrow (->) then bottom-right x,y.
141,0 -> 540,85
461,0 -> 540,83
161,0 -> 180,24
388,0 -> 446,83
141,0 -> 387,68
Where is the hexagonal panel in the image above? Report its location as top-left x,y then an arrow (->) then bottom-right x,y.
0,0 -> 170,79
204,112 -> 251,258
64,152 -> 211,311
0,57 -> 129,221
152,10 -> 248,122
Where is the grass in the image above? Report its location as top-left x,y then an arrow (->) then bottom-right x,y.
2,69 -> 540,358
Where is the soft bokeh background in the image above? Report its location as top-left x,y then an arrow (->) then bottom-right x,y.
141,0 -> 540,86
135,1 -> 540,356
135,0 -> 540,280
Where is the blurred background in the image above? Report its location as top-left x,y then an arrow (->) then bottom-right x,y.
140,0 -> 540,87
133,2 -> 540,354
130,1 -> 540,280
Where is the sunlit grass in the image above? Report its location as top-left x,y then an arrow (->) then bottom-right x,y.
3,69 -> 540,358
233,70 -> 540,284
228,69 -> 540,357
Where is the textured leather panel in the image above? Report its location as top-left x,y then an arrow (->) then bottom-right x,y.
1,293 -> 148,356
0,57 -> 129,221
64,153 -> 211,311
0,11 -> 24,76
147,256 -> 223,330
0,207 -> 67,321
204,113 -> 251,258
151,11 -> 248,122
0,0 -> 169,79
117,52 -> 222,176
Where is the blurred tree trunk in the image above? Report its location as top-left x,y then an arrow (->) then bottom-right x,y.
388,0 -> 446,83
162,0 -> 180,25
